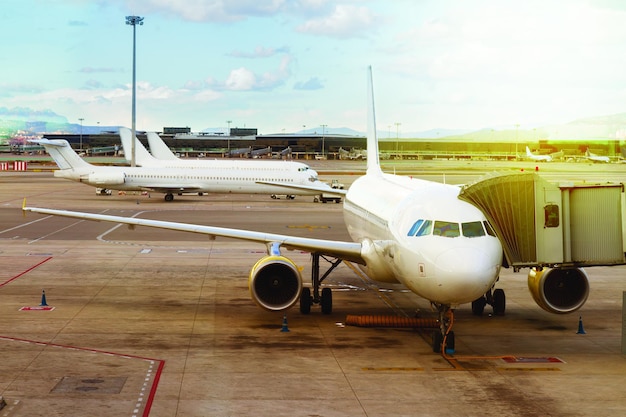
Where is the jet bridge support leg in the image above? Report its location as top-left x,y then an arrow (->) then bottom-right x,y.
300,253 -> 342,315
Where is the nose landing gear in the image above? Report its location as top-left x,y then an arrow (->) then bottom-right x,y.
431,304 -> 455,354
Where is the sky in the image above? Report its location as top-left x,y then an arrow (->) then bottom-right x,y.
3,0 -> 626,136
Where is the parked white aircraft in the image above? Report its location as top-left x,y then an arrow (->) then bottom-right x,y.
31,138 -> 338,201
525,146 -> 552,162
117,128 -> 343,200
585,148 -> 610,163
24,68 -> 504,352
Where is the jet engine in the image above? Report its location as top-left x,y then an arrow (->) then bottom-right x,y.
249,255 -> 302,311
87,172 -> 125,185
528,267 -> 589,314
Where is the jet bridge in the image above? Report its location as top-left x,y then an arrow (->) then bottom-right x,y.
459,171 -> 626,269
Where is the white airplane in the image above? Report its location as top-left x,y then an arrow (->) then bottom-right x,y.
585,148 -> 610,163
31,137 -> 339,201
24,68 -> 504,353
117,128 -> 344,200
525,146 -> 552,162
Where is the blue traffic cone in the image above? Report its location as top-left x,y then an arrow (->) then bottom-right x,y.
40,290 -> 48,306
280,315 -> 290,332
576,316 -> 586,334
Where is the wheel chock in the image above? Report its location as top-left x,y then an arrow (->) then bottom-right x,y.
576,316 -> 586,334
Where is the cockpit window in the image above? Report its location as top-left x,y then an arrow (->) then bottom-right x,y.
415,220 -> 433,236
483,221 -> 497,237
409,219 -> 495,238
407,219 -> 424,236
433,221 -> 460,238
461,221 -> 485,237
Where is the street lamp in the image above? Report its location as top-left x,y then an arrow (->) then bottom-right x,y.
78,118 -> 84,151
226,120 -> 232,155
320,124 -> 327,156
395,122 -> 401,154
126,15 -> 144,167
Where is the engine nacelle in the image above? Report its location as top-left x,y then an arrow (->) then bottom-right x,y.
528,267 -> 589,314
249,255 -> 302,311
88,172 -> 125,185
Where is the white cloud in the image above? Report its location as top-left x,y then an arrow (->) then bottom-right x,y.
225,67 -> 257,90
297,4 -> 377,38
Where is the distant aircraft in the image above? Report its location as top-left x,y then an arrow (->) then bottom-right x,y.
32,138 -> 339,201
584,148 -> 610,163
525,146 -> 552,162
25,67 -> 505,353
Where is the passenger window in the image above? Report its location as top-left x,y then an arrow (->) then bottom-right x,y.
407,219 -> 424,236
483,221 -> 497,237
462,221 -> 485,237
415,220 -> 433,236
433,221 -> 460,238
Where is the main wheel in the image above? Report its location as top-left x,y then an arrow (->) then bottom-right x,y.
471,297 -> 486,316
164,193 -> 174,202
300,287 -> 312,314
321,287 -> 333,314
493,288 -> 506,315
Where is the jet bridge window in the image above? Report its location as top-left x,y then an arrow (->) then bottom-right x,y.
433,221 -> 460,238
461,221 -> 486,237
544,204 -> 559,228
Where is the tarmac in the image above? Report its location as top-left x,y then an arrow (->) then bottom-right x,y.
1,160 -> 626,416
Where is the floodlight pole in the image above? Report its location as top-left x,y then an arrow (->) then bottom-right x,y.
78,118 -> 84,151
227,120 -> 232,155
126,15 -> 144,167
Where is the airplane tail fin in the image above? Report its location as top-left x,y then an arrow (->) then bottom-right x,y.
526,146 -> 532,157
30,139 -> 91,170
119,128 -> 157,165
146,132 -> 179,160
366,66 -> 382,177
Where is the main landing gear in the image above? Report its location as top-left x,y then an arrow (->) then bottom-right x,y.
431,304 -> 456,354
300,253 -> 342,315
471,287 -> 506,316
164,193 -> 174,202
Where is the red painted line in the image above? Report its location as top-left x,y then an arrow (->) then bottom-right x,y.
0,335 -> 165,416
144,359 -> 166,417
0,256 -> 53,288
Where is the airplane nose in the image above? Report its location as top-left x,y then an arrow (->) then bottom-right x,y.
435,247 -> 499,303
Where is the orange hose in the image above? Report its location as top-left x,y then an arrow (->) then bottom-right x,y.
345,315 -> 439,328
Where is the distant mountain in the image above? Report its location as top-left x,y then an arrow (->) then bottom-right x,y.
542,112 -> 626,140
3,106 -> 626,142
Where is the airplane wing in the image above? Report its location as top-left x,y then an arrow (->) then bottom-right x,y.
255,181 -> 348,196
142,185 -> 202,193
22,205 -> 365,263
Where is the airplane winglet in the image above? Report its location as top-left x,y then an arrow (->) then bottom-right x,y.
22,198 -> 27,216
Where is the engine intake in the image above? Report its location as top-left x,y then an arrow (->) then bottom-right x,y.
88,172 -> 125,185
528,267 -> 589,314
249,255 -> 302,311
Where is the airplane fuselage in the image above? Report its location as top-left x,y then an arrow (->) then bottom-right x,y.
344,173 -> 503,306
55,163 -> 326,196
